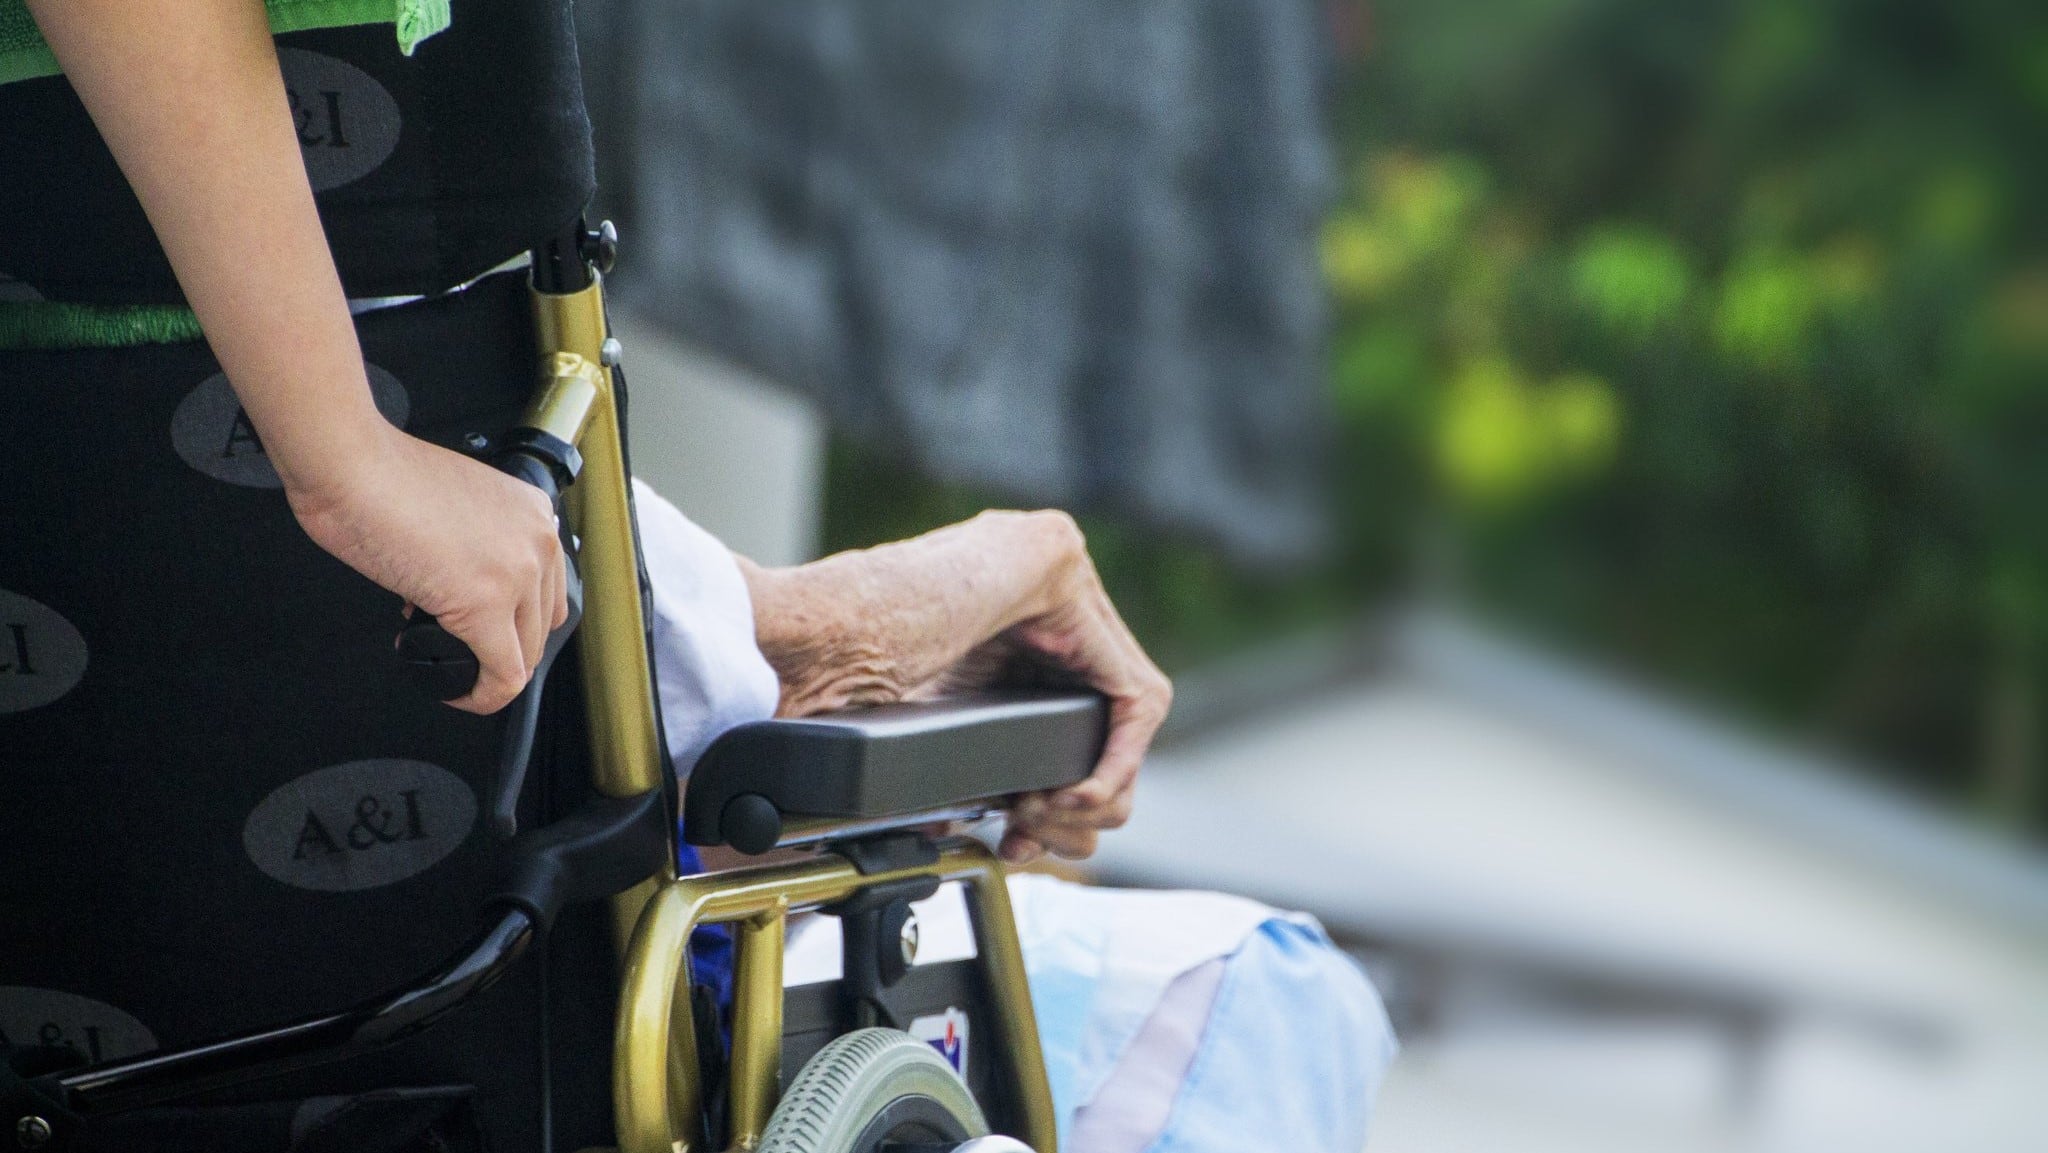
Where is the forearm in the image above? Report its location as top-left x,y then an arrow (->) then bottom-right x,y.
26,0 -> 385,498
740,511 -> 1083,715
739,507 -> 1168,862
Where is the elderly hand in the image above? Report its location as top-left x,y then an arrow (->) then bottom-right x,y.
742,511 -> 1172,863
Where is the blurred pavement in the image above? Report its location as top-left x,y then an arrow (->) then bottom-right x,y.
1092,614 -> 2048,1153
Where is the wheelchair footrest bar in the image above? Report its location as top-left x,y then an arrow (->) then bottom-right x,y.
52,907 -> 536,1116
46,784 -> 669,1116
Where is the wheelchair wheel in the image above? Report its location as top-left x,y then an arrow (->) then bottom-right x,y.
758,1028 -> 992,1153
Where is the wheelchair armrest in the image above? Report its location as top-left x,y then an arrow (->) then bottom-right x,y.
683,691 -> 1108,854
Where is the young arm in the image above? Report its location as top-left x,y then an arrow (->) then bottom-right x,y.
25,0 -> 564,714
740,511 -> 1173,864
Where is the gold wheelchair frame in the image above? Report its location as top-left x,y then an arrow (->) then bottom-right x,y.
527,263 -> 1058,1153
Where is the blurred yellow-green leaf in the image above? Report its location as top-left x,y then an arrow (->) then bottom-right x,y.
1436,358 -> 1541,505
1323,213 -> 1405,300
1544,372 -> 1621,472
1569,226 -> 1693,341
1715,251 -> 1819,370
1377,153 -> 1490,255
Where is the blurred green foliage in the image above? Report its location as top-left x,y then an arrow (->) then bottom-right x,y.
1327,0 -> 2047,829
827,0 -> 2047,832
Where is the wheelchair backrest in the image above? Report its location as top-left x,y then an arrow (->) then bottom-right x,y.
0,0 -> 595,305
0,272 -> 626,1152
0,7 -> 643,1148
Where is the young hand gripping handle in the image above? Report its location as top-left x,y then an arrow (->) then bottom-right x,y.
25,0 -> 566,713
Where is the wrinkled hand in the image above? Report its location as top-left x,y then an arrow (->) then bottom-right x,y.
746,510 -> 1172,864
977,519 -> 1171,864
288,424 -> 568,715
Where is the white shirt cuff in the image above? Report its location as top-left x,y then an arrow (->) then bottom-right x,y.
631,478 -> 782,776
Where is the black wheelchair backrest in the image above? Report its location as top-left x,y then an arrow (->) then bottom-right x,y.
1,271 -> 625,1152
0,0 -> 594,305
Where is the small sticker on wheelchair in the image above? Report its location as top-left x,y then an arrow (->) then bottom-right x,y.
907,1007 -> 971,1078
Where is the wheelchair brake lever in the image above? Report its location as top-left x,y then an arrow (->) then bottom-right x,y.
469,560 -> 581,838
395,440 -> 583,838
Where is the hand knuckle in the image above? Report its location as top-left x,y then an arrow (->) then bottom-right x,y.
1138,671 -> 1172,706
1034,509 -> 1086,552
478,566 -> 518,603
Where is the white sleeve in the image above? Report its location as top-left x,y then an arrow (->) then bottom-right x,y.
631,478 -> 782,775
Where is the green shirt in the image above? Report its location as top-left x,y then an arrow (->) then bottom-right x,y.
0,0 -> 449,86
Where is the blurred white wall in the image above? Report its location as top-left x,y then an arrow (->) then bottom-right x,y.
611,310 -> 825,567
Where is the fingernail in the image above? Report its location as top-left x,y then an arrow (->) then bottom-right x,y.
1056,793 -> 1087,810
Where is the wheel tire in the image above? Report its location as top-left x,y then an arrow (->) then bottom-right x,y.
757,1027 -> 991,1153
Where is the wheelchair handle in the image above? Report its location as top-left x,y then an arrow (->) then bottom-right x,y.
397,448 -> 567,701
396,437 -> 584,837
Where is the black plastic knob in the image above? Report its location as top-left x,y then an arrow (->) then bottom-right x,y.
720,793 -> 783,855
581,220 -> 618,276
397,614 -> 480,701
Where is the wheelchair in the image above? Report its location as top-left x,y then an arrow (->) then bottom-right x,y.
0,9 -> 1093,1152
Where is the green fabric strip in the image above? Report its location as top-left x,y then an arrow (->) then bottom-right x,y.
0,0 -> 450,87
0,301 -> 204,352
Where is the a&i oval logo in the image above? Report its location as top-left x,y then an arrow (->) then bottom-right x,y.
0,271 -> 42,302
243,759 -> 477,892
278,47 -> 403,192
0,589 -> 88,715
0,987 -> 157,1064
172,364 -> 409,488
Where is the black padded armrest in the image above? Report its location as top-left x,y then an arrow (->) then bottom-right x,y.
684,691 -> 1108,853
